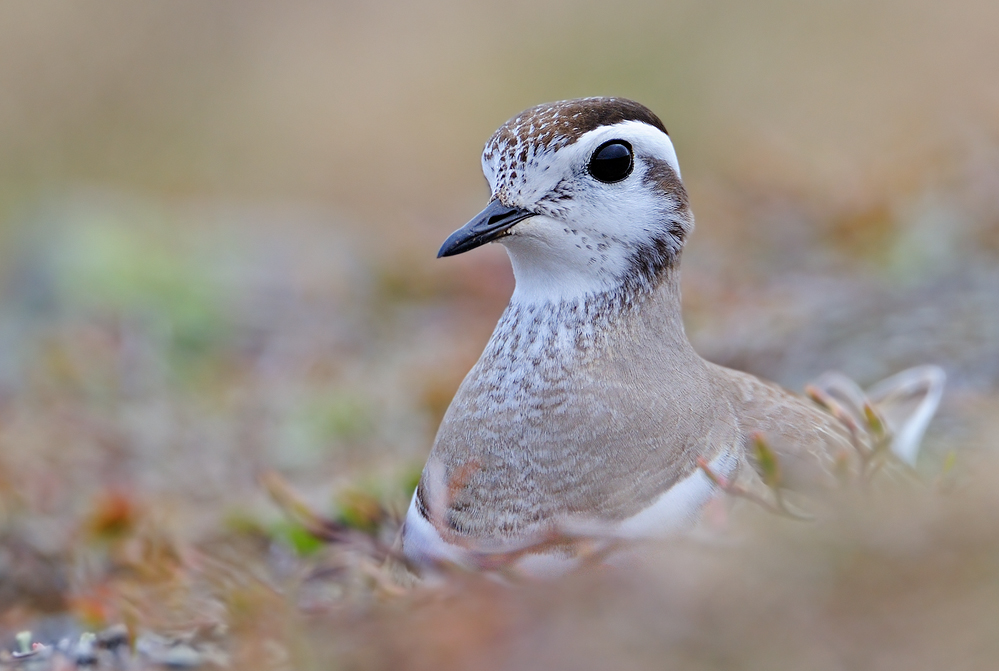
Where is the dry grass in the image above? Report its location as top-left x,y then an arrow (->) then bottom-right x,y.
1,1 -> 998,668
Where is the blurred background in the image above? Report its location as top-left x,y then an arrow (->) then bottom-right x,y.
1,1 -> 998,669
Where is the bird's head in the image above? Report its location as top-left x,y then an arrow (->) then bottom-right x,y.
439,97 -> 693,304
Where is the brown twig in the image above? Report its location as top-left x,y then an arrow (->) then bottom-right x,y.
697,457 -> 813,521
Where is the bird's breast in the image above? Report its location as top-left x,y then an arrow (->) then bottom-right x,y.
421,299 -> 721,541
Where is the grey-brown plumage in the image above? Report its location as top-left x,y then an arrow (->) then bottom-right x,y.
421,275 -> 848,544
401,98 -> 941,570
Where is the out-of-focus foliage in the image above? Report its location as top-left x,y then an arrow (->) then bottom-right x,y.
0,0 -> 998,668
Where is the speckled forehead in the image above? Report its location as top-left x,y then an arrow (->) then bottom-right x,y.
482,97 -> 669,166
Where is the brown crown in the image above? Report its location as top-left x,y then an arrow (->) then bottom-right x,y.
485,97 -> 668,161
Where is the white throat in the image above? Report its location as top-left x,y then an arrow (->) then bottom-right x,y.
502,216 -> 628,304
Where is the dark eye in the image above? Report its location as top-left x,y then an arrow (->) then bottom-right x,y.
588,140 -> 633,183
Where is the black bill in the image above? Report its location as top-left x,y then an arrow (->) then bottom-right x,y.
437,199 -> 535,258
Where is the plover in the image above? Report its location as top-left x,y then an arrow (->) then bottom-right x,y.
401,97 -> 944,575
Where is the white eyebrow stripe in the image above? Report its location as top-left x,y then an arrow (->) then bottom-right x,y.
488,120 -> 680,203
573,121 -> 681,179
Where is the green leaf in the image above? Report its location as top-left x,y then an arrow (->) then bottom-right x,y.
863,402 -> 886,437
272,521 -> 324,557
941,450 -> 958,477
753,434 -> 783,491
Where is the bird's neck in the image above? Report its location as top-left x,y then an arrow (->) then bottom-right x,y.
489,266 -> 697,364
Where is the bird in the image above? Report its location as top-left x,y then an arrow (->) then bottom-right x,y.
399,97 -> 944,577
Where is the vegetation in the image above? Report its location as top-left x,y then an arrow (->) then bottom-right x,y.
1,1 -> 998,668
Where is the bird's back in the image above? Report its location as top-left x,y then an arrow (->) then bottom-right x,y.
708,363 -> 853,491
